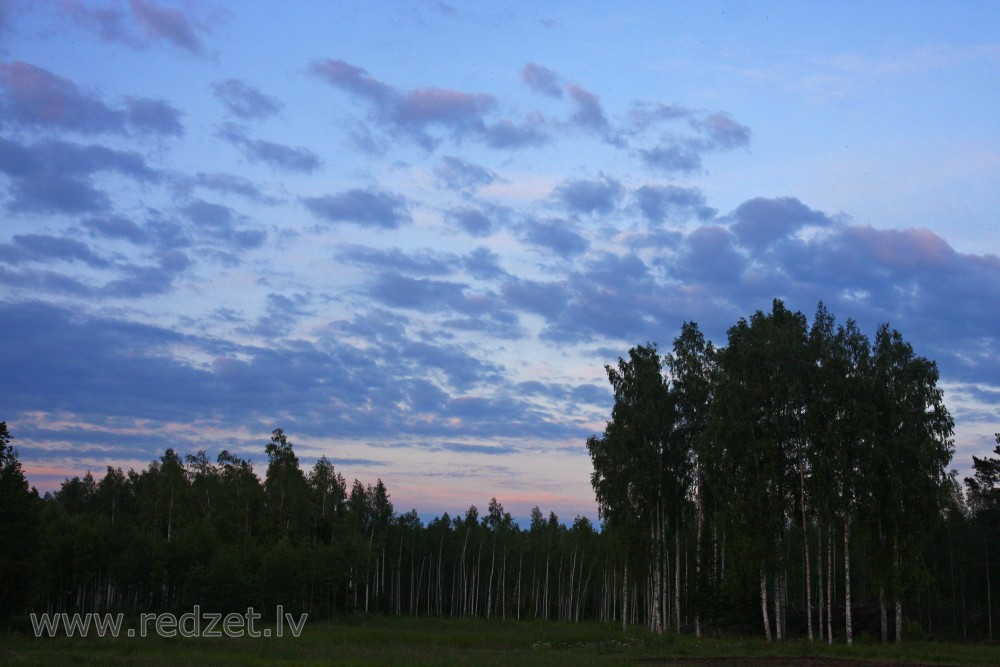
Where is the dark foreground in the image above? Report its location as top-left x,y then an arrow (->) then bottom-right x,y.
645,659 -> 955,666
2,616 -> 997,666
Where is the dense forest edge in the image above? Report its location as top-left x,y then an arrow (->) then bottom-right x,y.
1,299 -> 999,647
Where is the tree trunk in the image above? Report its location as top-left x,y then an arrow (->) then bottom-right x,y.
517,548 -> 523,621
844,517 -> 853,646
675,529 -> 681,633
986,528 -> 993,639
622,561 -> 629,632
761,567 -> 772,642
696,487 -> 703,637
827,525 -> 833,644
774,569 -> 783,641
799,444 -> 813,642
880,584 -> 888,643
486,539 -> 495,618
544,552 -> 550,619
894,535 -> 902,644
818,532 -> 825,641
651,520 -> 662,633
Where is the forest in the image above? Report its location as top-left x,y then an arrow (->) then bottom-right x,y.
1,300 -> 998,646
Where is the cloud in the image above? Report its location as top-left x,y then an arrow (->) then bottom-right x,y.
627,103 -> 752,174
59,0 -> 214,55
0,61 -> 182,136
366,271 -> 522,338
340,245 -> 458,277
182,199 -> 266,249
242,292 -> 313,337
434,155 -> 498,193
522,218 -> 590,259
674,225 -> 746,285
522,63 -> 562,98
628,102 -> 693,131
63,1 -> 137,47
217,123 -> 320,173
566,84 -> 609,132
634,185 -> 716,225
312,58 -> 548,150
0,238 -> 190,299
0,266 -> 92,296
101,250 -> 191,298
0,301 -> 510,443
310,58 -> 394,104
638,140 -> 704,174
730,196 -> 834,250
81,215 -> 151,245
521,218 -> 589,257
84,214 -> 188,251
0,60 -> 120,132
185,172 -> 274,203
123,96 -> 183,135
212,79 -> 283,120
0,234 -> 109,268
534,252 -> 669,344
129,0 -> 205,55
446,205 -> 504,237
694,112 -> 751,150
0,137 -> 157,214
554,175 -> 622,216
0,300 -> 220,423
311,59 -> 754,165
369,272 -> 467,311
304,188 -> 409,228
440,442 -> 519,456
398,87 -> 496,129
501,277 -> 570,317
463,247 -> 505,281
479,116 -> 550,149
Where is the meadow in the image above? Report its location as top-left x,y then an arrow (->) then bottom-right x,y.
3,617 -> 998,666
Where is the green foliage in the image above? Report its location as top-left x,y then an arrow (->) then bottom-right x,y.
0,422 -> 41,620
0,297 -> 991,643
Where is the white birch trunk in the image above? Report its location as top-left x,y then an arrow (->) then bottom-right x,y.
803,510 -> 812,640
651,521 -> 662,633
827,525 -> 833,644
660,504 -> 667,633
818,533 -> 825,640
486,540 -> 495,618
774,571 -> 783,641
622,561 -> 629,632
761,567 -> 772,642
844,517 -> 853,646
696,486 -> 703,637
675,529 -> 681,633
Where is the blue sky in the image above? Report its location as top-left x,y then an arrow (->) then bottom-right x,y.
1,1 -> 998,521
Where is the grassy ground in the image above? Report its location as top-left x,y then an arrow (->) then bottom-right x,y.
2,616 -> 997,666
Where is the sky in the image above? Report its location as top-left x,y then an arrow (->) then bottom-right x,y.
1,1 -> 999,523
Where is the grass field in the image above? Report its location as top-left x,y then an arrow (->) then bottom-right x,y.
2,616 -> 998,666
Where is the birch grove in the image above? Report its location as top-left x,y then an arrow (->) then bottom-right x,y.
3,300 -> 994,639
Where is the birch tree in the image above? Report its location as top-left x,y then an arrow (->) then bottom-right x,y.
587,343 -> 675,633
867,324 -> 954,643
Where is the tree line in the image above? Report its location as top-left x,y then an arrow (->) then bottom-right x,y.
588,299 -> 997,643
0,425 -> 607,626
0,299 -> 998,643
